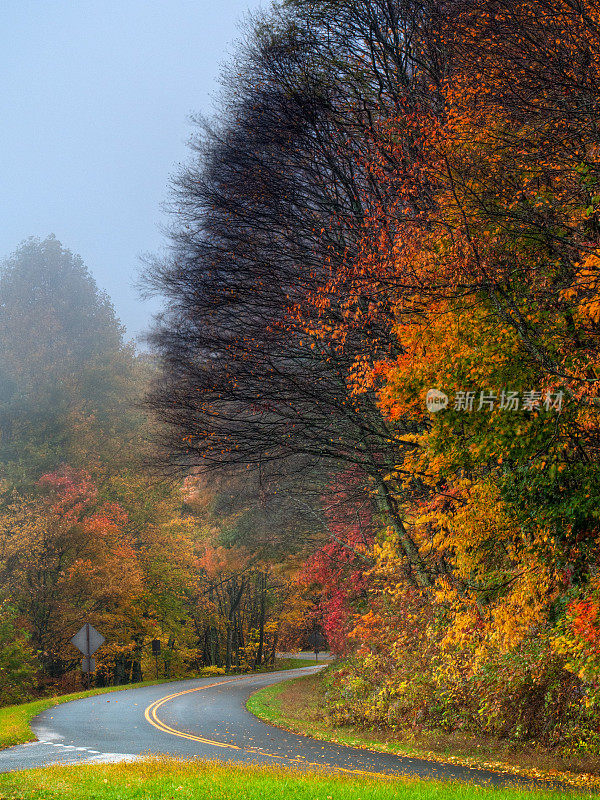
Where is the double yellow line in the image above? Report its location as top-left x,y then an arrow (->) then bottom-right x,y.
143,673 -> 392,779
145,677 -> 245,750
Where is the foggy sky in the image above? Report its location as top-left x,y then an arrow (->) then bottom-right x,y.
0,0 -> 265,341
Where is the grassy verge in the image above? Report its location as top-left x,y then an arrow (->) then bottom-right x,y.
246,672 -> 600,793
263,656 -> 313,671
0,758 -> 586,800
0,678 -> 184,751
0,657 -> 308,752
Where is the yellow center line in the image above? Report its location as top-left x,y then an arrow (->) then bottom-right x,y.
143,674 -> 396,779
145,677 -> 250,750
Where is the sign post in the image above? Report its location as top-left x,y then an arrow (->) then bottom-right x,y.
70,623 -> 105,687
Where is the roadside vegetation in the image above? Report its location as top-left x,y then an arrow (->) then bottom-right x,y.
0,759 -> 587,800
0,238 -> 316,709
247,673 -> 600,792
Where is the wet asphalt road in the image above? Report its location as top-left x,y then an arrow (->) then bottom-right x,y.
0,666 -> 556,788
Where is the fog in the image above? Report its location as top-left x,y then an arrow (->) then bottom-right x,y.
0,0 -> 264,339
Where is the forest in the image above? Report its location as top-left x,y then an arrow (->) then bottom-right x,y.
3,0 -> 600,759
0,236 -> 310,701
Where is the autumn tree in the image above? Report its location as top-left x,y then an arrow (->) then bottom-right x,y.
0,468 -> 143,677
0,236 -> 145,484
145,1 -> 442,587
142,0 -> 600,749
0,598 -> 35,704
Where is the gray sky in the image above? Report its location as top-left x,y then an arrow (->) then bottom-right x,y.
0,0 -> 265,341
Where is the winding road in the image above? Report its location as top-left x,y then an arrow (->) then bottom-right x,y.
0,665 -> 554,788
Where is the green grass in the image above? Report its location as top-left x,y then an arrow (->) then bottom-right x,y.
270,657 -> 316,670
246,674 -> 297,724
0,657 -> 310,752
0,678 -> 184,751
246,674 -> 600,793
247,673 -> 387,749
0,759 -> 587,800
247,673 -> 430,755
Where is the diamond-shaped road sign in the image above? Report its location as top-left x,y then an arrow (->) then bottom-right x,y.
70,623 -> 105,657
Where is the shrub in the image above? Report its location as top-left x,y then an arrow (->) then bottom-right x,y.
0,600 -> 36,705
200,665 -> 226,677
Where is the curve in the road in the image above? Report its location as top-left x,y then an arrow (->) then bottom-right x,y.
0,667 -> 571,790
144,677 -> 388,778
141,671 -> 562,789
145,679 -> 244,751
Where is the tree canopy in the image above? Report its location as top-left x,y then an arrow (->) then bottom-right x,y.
144,0 -> 600,753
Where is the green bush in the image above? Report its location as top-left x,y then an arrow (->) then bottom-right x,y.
0,600 -> 36,705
